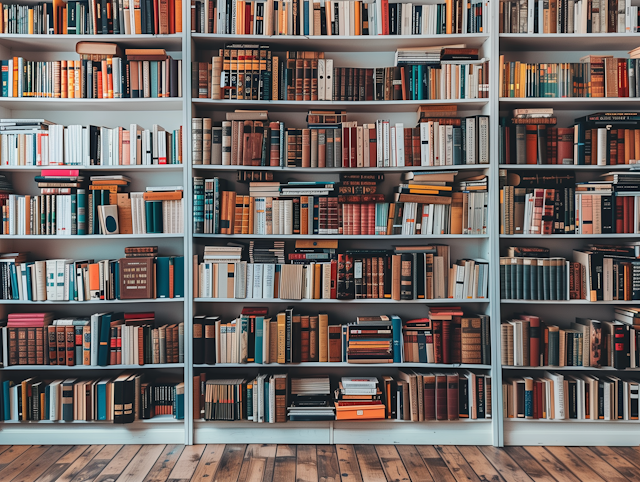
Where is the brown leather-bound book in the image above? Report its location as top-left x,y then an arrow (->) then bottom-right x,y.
303,59 -> 311,100
274,374 -> 288,422
292,315 -> 302,363
55,326 -> 66,365
242,120 -> 262,166
295,59 -> 304,101
300,315 -> 310,362
432,320 -> 442,363
318,313 -> 329,362
391,254 -> 401,301
65,326 -> 75,366
46,326 -> 57,365
193,319 -> 204,364
525,125 -> 538,164
233,194 -> 244,234
268,320 -> 278,363
441,319 -> 452,364
423,374 -> 436,420
451,316 -> 462,364
447,374 -> 459,420
35,327 -> 45,365
152,328 -> 160,364
461,317 -> 482,364
328,325 -> 342,362
301,128 -> 311,167
165,325 -> 173,363
309,315 -> 319,362
119,257 -> 154,299
26,328 -> 36,365
138,327 -> 145,365
193,375 -> 201,420
8,328 -> 17,366
435,373 -> 448,420
397,194 -> 452,205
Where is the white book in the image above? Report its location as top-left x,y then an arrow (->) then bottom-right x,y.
253,263 -> 264,299
325,59 -> 333,101
263,263 -> 276,298
318,59 -> 326,101
390,126 -> 396,166
527,0 -> 534,33
246,263 -> 254,299
218,263 -> 228,298
395,123 -> 404,167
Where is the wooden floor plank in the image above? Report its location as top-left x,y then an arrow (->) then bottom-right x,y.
115,444 -> 166,482
478,447 -> 534,482
93,445 -> 143,482
269,445 -> 296,482
0,446 -> 13,457
336,445 -> 363,482
260,445 -> 278,482
0,445 -> 50,482
374,445 -> 412,482
141,445 -> 184,482
593,447 -> 640,480
501,447 -> 553,482
34,446 -> 92,482
296,445 -> 318,482
166,445 -> 205,482
317,445 -> 340,482
522,447 -> 581,482
353,445 -> 387,482
455,446 -> 504,482
545,447 -> 606,482
435,446 -> 481,482
211,444 -> 247,482
415,446 -> 455,482
567,447 -> 629,482
237,445 -> 277,482
46,445 -> 105,482
610,447 -> 640,471
68,445 -> 124,482
0,446 -> 32,472
10,445 -> 73,482
190,445 -> 226,481
395,446 -> 434,482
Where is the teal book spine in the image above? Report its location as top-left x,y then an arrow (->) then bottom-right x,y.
77,189 -> 86,235
156,257 -> 171,298
173,256 -> 184,298
255,316 -> 263,364
150,61 -> 158,98
153,201 -> 163,233
145,201 -> 154,233
97,383 -> 106,420
417,64 -> 424,100
70,193 -> 77,235
391,315 -> 402,363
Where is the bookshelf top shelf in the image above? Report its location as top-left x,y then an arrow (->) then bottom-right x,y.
502,365 -> 640,371
194,234 -> 489,240
499,233 -> 640,238
194,98 -> 489,113
1,363 -> 185,371
499,33 -> 640,51
192,33 -> 490,51
0,34 -> 184,52
0,97 -> 183,111
0,234 -> 184,240
194,362 -> 491,369
0,298 -> 183,304
500,299 -> 637,304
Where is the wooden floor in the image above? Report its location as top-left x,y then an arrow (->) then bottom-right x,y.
0,444 -> 639,482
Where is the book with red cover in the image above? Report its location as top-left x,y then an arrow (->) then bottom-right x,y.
435,373 -> 448,420
423,374 -> 436,420
447,374 -> 459,420
441,319 -> 452,364
520,314 -> 541,367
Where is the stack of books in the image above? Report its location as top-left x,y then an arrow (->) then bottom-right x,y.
335,377 -> 386,420
288,377 -> 335,421
346,315 -> 402,364
249,241 -> 285,264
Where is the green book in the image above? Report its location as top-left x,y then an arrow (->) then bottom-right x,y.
152,201 -> 163,233
77,189 -> 86,235
145,201 -> 154,233
173,256 -> 184,298
155,257 -> 171,298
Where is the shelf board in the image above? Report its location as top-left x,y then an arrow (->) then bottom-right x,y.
0,97 -> 183,111
194,418 -> 490,425
192,164 -> 487,172
194,362 -> 491,369
194,234 -> 488,239
195,297 -> 488,303
1,415 -> 181,424
499,97 -> 640,110
193,98 -> 489,112
192,33 -> 490,51
0,233 -> 184,239
499,233 -> 640,238
503,418 -> 640,423
498,164 -> 640,170
0,298 -> 183,304
0,34 -> 184,51
501,299 -> 636,304
1,164 -> 184,172
1,363 -> 184,371
502,365 -> 640,371
499,33 -> 640,51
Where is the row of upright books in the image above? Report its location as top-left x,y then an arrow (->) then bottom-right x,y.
0,312 -> 183,367
504,373 -> 639,421
0,0 -> 183,34
191,109 -> 490,167
201,46 -> 489,101
193,308 -> 491,365
0,172 -> 184,235
3,44 -> 182,98
194,371 -> 491,421
194,172 -> 488,236
0,248 -> 185,301
499,51 -> 640,98
502,308 -> 640,370
191,0 -> 489,35
0,374 -> 184,422
195,242 -> 489,300
0,120 -> 183,166
499,244 -> 640,301
498,0 -> 637,33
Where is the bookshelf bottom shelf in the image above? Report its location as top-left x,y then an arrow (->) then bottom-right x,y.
503,420 -> 640,446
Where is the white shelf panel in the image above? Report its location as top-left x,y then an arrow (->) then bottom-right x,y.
194,234 -> 488,239
503,419 -> 640,446
192,164 -> 487,172
499,164 -> 640,170
194,420 -> 332,444
0,298 -> 183,304
499,33 -> 640,51
499,233 -> 640,238
0,233 -> 184,239
194,98 -> 489,112
195,297 -> 488,303
499,97 -> 640,110
0,34 -> 184,51
501,299 -> 636,304
194,363 -> 491,369
1,416 -> 180,424
1,165 -> 184,172
502,365 -> 640,371
0,97 -> 183,111
193,33 -> 490,51
2,363 -> 184,371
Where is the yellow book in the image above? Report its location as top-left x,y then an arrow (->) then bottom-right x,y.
406,184 -> 452,191
67,60 -> 74,98
277,312 -> 286,363
74,60 -> 81,98
28,8 -> 33,34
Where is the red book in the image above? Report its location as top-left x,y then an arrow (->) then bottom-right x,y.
435,374 -> 448,420
442,319 -> 451,364
245,3 -> 251,33
47,326 -> 57,365
65,326 -> 75,366
520,314 -> 540,367
109,327 -> 117,365
7,321 -> 50,327
367,203 -> 375,235
8,313 -> 51,320
330,259 -> 337,299
623,196 -> 631,233
40,169 -> 80,176
124,312 -> 156,320
616,196 -> 625,233
350,126 -> 357,167
432,320 -> 442,363
423,374 -> 436,420
342,127 -> 350,167
97,71 -> 103,98
381,0 -> 389,34
447,374 -> 459,420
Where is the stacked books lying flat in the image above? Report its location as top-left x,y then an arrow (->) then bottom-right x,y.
498,0 -> 636,33
0,248 -> 184,301
199,46 -> 489,100
502,309 -> 640,369
192,308 -> 491,365
192,0 -> 488,35
2,0 -> 184,34
0,171 -> 184,235
0,374 -> 184,422
195,241 -> 489,300
2,44 -> 182,98
504,372 -> 638,420
500,111 -> 640,166
192,108 -> 489,167
0,119 -> 183,166
499,52 -> 640,98
193,370 -> 490,421
0,312 -> 184,367
288,376 -> 334,421
499,244 -> 640,301
194,171 -> 487,236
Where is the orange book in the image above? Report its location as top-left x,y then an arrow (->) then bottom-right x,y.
28,9 -> 33,34
62,6 -> 67,33
88,263 -> 100,299
525,125 -> 538,164
248,196 -> 255,234
334,403 -> 386,420
241,195 -> 250,234
97,71 -> 103,98
169,259 -> 175,298
142,190 -> 183,201
300,196 -> 309,234
107,58 -> 114,98
313,263 -> 321,299
67,60 -> 74,98
354,1 -> 361,35
101,60 -> 108,98
13,56 -> 18,97
74,60 -> 81,98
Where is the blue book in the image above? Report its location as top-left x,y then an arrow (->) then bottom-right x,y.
44,384 -> 50,420
417,64 -> 424,99
9,263 -> 18,299
24,262 -> 33,300
173,256 -> 184,298
156,257 -> 171,298
150,61 -> 158,97
174,390 -> 184,420
303,0 -> 309,35
97,380 -> 107,420
2,380 -> 13,420
115,261 -> 120,299
1,60 -> 7,97
255,316 -> 264,364
264,380 -> 269,422
97,313 -> 112,366
77,189 -> 86,235
391,315 -> 403,363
